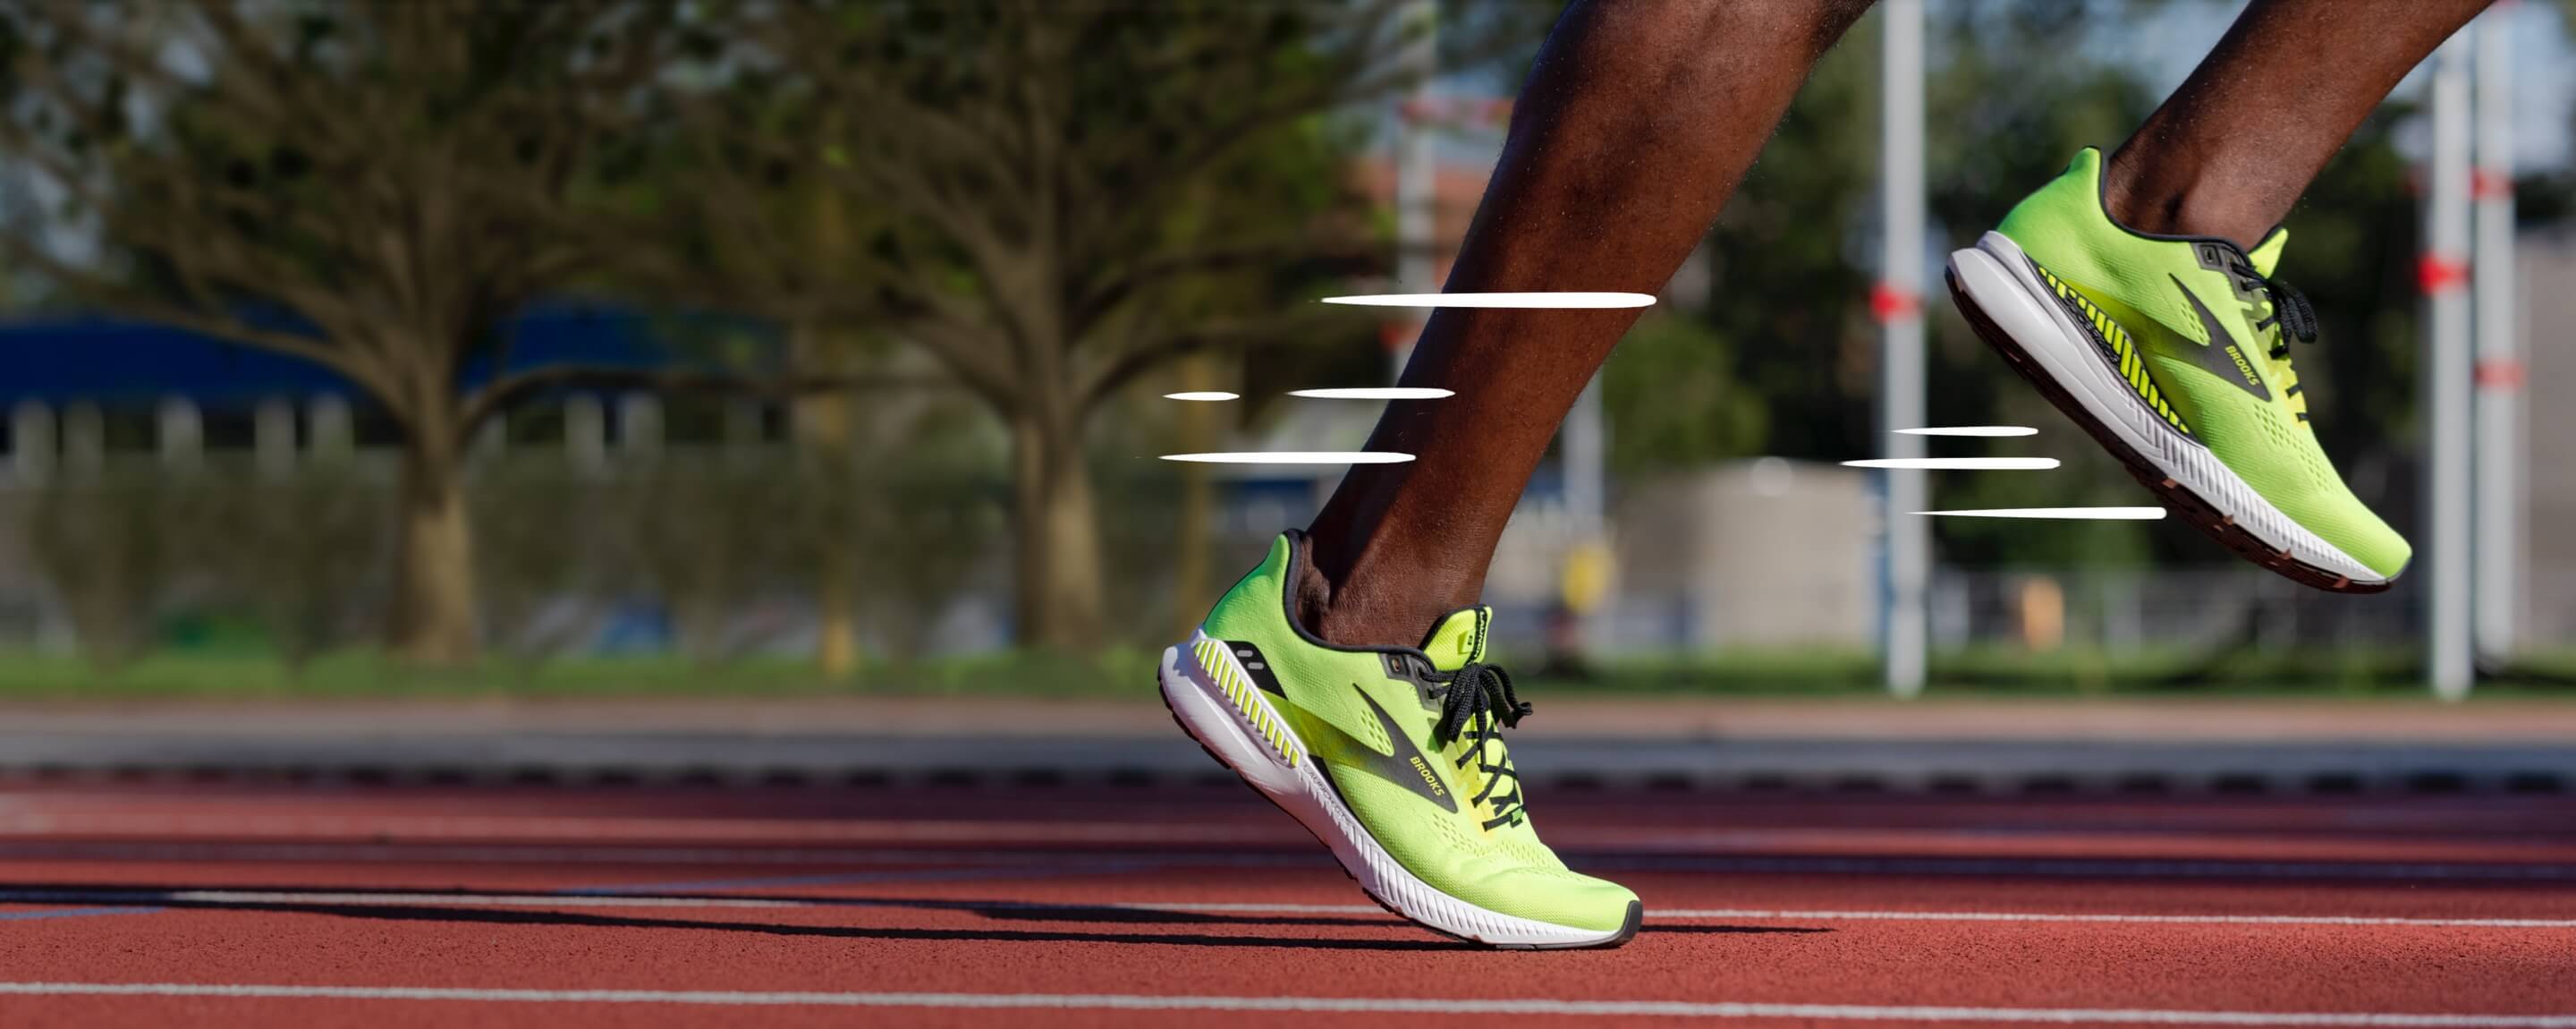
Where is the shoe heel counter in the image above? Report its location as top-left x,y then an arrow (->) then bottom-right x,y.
1198,532 -> 1298,642
1996,148 -> 2111,270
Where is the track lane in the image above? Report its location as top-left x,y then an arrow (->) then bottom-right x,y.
2,782 -> 2572,1026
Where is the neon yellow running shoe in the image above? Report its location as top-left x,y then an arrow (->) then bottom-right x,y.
1157,532 -> 1640,948
1946,148 -> 2410,591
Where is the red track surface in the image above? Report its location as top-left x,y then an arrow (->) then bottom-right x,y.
3,778 -> 2574,1026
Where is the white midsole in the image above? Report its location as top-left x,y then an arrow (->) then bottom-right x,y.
1946,233 -> 2381,584
1157,634 -> 1622,948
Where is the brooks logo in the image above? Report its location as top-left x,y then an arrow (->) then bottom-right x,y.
2172,275 -> 2272,402
1410,755 -> 1446,797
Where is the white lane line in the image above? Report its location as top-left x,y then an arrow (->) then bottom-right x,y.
1842,457 -> 2061,470
0,984 -> 2569,1025
171,891 -> 801,909
0,842 -> 1328,869
564,862 -> 1172,894
1653,909 -> 2576,929
1158,451 -> 1414,464
0,906 -> 163,922
114,890 -> 2556,931
16,841 -> 2576,883
15,887 -> 2572,931
1321,292 -> 1656,309
1913,506 -> 2167,520
1120,902 -> 1384,914
1070,902 -> 2576,929
1162,391 -> 1239,401
1896,426 -> 2038,437
1286,387 -> 1454,400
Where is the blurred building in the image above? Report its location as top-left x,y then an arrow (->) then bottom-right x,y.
2521,234 -> 2576,647
1607,459 -> 1875,651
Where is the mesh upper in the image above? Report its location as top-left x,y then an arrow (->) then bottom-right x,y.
1195,534 -> 1635,932
1996,149 -> 2411,578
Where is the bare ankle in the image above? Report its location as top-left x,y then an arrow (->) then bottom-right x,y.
1289,537 -> 1455,650
2100,147 -> 2269,249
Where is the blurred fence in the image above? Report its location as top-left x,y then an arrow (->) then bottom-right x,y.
0,440 -> 1035,666
0,423 -> 2557,676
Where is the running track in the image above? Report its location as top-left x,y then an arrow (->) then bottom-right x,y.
1,778 -> 2572,1026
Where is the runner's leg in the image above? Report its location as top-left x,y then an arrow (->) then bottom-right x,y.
1300,0 -> 1876,647
2102,0 -> 2495,247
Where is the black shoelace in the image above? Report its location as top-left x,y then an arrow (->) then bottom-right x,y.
2254,277 -> 2320,359
1429,662 -> 1533,830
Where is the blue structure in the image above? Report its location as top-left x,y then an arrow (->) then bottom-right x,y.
0,303 -> 764,410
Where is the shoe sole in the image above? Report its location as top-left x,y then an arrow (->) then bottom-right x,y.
1156,634 -> 1641,949
1946,233 -> 2394,592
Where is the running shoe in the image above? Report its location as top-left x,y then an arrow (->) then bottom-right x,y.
1157,531 -> 1640,948
1945,148 -> 2410,591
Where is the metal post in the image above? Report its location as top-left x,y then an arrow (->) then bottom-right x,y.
157,398 -> 202,472
617,393 -> 664,460
9,403 -> 54,484
564,394 -> 608,477
2426,35 -> 2475,701
1392,0 -> 1436,378
308,395 -> 353,462
1562,371 -> 1608,649
1878,0 -> 1928,698
2473,9 -> 2519,664
253,397 -> 296,479
60,403 -> 103,477
1563,376 -> 1606,536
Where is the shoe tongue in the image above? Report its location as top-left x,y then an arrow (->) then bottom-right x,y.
1417,607 -> 1492,671
2246,226 -> 2289,278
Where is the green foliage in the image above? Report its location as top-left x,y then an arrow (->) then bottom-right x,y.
1690,26 -> 1880,462
1603,314 -> 1767,472
1915,3 -> 2164,567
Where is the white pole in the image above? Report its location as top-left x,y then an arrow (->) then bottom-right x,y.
564,395 -> 608,478
1563,376 -> 1606,536
2472,8 -> 2519,665
1563,370 -> 1607,651
157,398 -> 202,472
253,397 -> 296,480
9,403 -> 54,484
2426,35 -> 2475,701
1879,0 -> 1928,698
1392,0 -> 1436,378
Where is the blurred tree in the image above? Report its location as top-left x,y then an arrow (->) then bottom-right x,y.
0,1 -> 667,664
1602,313 -> 1768,473
1603,2 -> 2428,574
665,0 -> 1429,650
1918,1 -> 2165,568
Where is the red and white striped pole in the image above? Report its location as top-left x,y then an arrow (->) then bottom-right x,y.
1878,0 -> 1928,698
1390,0 -> 1436,379
2425,33 -> 2474,700
2472,4 -> 2521,665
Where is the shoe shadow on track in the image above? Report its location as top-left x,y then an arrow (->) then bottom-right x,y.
0,883 -> 1827,950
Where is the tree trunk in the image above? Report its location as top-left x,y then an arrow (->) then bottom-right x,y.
1010,412 -> 1106,650
391,429 -> 479,665
790,326 -> 862,677
1171,354 -> 1219,640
